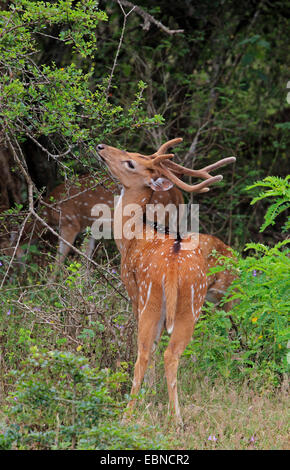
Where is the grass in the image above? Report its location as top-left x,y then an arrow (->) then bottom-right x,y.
129,377 -> 289,450
1,375 -> 288,450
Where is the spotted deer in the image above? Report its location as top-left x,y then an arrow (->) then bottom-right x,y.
96,139 -> 235,424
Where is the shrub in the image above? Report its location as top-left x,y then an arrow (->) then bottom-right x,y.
0,347 -> 167,450
183,241 -> 289,388
182,176 -> 290,388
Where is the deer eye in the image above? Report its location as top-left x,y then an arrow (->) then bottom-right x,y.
125,160 -> 135,170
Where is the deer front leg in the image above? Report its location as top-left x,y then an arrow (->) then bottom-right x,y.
57,225 -> 80,264
125,300 -> 162,417
144,308 -> 165,388
164,312 -> 196,426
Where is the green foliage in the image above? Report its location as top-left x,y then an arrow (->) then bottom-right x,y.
184,177 -> 290,387
247,176 -> 290,232
183,305 -> 239,381
0,347 -> 166,450
231,242 -> 289,375
0,0 -> 162,176
182,241 -> 289,388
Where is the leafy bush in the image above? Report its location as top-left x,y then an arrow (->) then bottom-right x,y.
182,177 -> 290,388
0,0 -> 163,181
0,347 -> 166,450
184,243 -> 289,388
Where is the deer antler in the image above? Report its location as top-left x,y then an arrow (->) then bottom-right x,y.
156,138 -> 183,155
162,156 -> 236,179
151,138 -> 236,193
158,164 -> 223,193
150,153 -> 175,165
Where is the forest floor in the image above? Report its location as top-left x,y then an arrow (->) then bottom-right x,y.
129,376 -> 289,450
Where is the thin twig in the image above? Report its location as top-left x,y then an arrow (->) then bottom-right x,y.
184,121 -> 210,166
16,121 -> 72,160
106,1 -> 136,99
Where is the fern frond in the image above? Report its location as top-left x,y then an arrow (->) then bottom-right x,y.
246,175 -> 290,232
260,198 -> 290,232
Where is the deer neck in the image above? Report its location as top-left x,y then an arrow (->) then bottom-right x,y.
113,185 -> 153,256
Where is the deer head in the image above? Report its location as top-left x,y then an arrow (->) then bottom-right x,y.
96,140 -> 235,194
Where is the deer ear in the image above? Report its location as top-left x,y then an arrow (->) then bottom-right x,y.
149,177 -> 174,192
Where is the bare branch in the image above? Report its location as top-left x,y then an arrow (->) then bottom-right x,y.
184,120 -> 210,166
110,0 -> 184,35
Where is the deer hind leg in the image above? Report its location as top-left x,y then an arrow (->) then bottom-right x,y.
49,227 -> 77,281
82,236 -> 96,259
164,311 -> 196,426
127,295 -> 163,413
